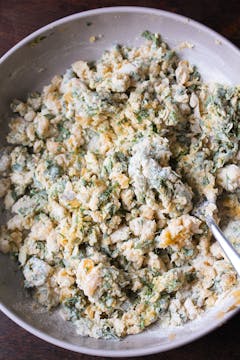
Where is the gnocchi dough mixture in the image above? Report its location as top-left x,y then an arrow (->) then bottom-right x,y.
0,32 -> 240,339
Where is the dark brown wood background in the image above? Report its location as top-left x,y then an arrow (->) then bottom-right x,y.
0,1 -> 240,359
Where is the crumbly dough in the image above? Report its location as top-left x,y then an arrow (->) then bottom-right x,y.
0,31 -> 239,339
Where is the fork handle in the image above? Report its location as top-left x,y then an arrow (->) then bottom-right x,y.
206,216 -> 240,278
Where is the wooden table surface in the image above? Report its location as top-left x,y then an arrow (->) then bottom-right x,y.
0,1 -> 240,359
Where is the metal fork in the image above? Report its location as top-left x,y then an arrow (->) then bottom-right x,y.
206,215 -> 240,277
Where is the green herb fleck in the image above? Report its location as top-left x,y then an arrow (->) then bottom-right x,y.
142,30 -> 161,47
30,35 -> 47,47
44,113 -> 55,120
136,109 -> 149,123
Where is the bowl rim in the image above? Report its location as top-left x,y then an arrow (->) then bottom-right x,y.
0,6 -> 239,357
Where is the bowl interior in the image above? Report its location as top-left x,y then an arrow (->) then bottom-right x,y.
0,7 -> 239,357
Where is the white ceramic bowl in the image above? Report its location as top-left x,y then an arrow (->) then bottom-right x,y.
0,6 -> 240,357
